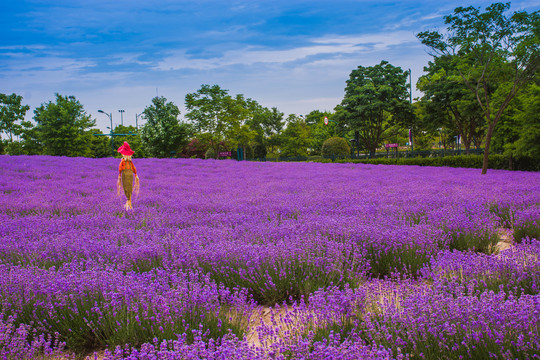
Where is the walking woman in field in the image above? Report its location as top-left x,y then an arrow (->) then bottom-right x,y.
117,141 -> 139,210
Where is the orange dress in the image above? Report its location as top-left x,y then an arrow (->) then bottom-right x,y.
119,159 -> 137,200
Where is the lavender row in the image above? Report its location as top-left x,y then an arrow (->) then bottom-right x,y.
0,261 -> 254,353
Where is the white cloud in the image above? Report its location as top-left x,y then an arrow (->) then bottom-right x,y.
155,31 -> 418,71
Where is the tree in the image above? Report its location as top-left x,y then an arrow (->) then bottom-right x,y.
499,76 -> 540,162
512,82 -> 540,159
33,94 -> 95,157
417,56 -> 485,152
334,61 -> 414,157
140,96 -> 191,158
417,3 -> 540,174
185,85 -> 238,157
89,129 -> 111,158
19,120 -> 42,155
260,107 -> 284,155
0,93 -> 30,145
280,115 -> 312,158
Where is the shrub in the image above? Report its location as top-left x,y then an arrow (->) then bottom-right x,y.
205,148 -> 216,159
321,137 -> 350,157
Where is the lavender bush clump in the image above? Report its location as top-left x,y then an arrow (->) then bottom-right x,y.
513,205 -> 540,243
1,155 -> 540,358
0,315 -> 68,359
425,240 -> 540,297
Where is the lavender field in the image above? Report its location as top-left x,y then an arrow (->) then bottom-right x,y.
1,155 -> 539,359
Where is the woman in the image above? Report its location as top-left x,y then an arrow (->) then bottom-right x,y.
117,142 -> 140,210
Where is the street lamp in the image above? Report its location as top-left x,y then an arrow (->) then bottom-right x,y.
98,110 -> 113,131
118,110 -> 125,126
135,113 -> 145,130
98,110 -> 114,155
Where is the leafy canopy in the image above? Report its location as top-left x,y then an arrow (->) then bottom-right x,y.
0,93 -> 30,143
140,96 -> 191,158
33,94 -> 95,157
417,2 -> 540,173
335,60 -> 414,155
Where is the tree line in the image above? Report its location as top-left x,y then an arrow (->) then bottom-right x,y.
1,3 -> 538,173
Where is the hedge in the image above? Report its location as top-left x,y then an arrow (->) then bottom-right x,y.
311,154 -> 539,171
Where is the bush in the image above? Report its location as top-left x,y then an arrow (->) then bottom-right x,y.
322,137 -> 351,157
205,148 -> 216,159
311,154 -> 539,171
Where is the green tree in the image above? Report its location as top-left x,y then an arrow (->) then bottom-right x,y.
19,120 -> 43,155
185,85 -> 237,157
512,83 -> 540,159
33,94 -> 95,157
140,96 -> 191,158
417,56 -> 485,152
417,3 -> 540,174
280,115 -> 312,158
0,93 -> 30,147
500,77 -> 540,161
89,129 -> 111,158
335,61 -> 414,157
261,107 -> 284,155
243,101 -> 286,158
223,94 -> 253,158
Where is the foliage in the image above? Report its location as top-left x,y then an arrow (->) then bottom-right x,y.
140,96 -> 191,158
318,154 -> 534,170
446,229 -> 500,254
417,3 -> 540,174
514,221 -> 540,244
416,56 -> 485,151
500,78 -> 540,163
0,93 -> 30,145
321,137 -> 350,157
280,115 -> 312,158
308,111 -> 337,155
89,129 -> 111,158
180,138 -> 208,159
334,61 -> 414,156
205,147 -> 216,159
33,94 -> 95,157
185,85 -> 240,157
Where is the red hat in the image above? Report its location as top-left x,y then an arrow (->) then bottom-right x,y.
117,141 -> 135,156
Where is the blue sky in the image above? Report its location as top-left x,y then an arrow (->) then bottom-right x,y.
1,0 -> 538,131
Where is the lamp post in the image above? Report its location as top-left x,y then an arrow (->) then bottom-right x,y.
118,110 -> 125,126
135,113 -> 145,130
98,110 -> 114,155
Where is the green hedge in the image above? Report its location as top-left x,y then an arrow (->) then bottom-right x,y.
311,154 -> 539,171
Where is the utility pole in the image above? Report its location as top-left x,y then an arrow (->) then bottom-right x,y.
408,68 -> 413,154
118,110 -> 125,126
135,113 -> 144,130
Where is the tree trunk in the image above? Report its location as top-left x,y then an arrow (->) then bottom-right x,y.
481,122 -> 496,175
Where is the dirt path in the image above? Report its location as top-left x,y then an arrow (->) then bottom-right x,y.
496,228 -> 514,252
